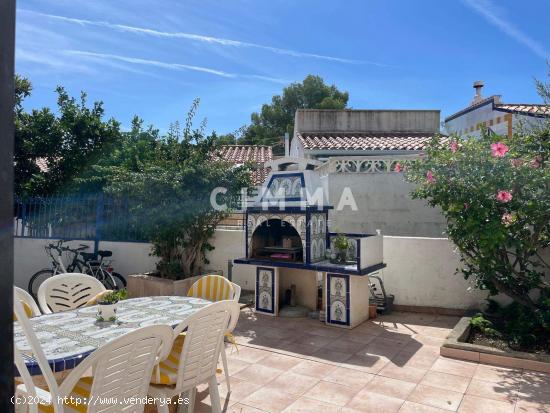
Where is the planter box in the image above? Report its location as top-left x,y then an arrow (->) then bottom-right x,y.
127,274 -> 201,298
442,317 -> 550,373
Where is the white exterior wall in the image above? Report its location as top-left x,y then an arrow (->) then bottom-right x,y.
445,99 -> 547,138
327,172 -> 446,237
17,231 -> 541,311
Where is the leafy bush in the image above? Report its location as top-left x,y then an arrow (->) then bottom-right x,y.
405,124 -> 550,329
470,313 -> 501,338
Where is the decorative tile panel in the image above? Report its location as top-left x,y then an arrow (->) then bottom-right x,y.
327,273 -> 350,326
309,212 -> 327,262
256,267 -> 275,314
261,173 -> 305,201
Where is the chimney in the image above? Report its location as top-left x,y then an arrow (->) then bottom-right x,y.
472,80 -> 484,104
284,132 -> 290,157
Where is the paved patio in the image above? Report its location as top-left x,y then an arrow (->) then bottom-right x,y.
191,309 -> 549,413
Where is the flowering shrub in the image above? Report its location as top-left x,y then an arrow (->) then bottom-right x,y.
406,127 -> 550,328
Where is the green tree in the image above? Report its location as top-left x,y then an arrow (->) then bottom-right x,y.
14,76 -> 121,197
105,99 -> 251,278
242,75 -> 349,153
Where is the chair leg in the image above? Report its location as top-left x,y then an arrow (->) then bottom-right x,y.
189,387 -> 196,413
221,346 -> 231,393
209,376 -> 222,413
156,399 -> 170,413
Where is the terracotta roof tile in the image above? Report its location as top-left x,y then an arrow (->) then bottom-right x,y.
217,145 -> 273,164
495,104 -> 550,117
251,167 -> 271,185
297,132 -> 442,151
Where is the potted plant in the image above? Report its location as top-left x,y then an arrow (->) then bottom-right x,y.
333,233 -> 350,264
97,289 -> 127,322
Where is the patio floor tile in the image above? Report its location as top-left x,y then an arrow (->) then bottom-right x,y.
241,386 -> 299,413
407,384 -> 464,411
430,358 -> 477,378
323,366 -> 375,390
419,371 -> 471,393
366,375 -> 417,400
280,396 -> 341,413
457,395 -> 515,413
466,378 -> 518,402
398,401 -> 452,413
268,371 -> 320,396
228,346 -> 272,363
289,359 -> 337,378
233,363 -> 282,385
257,352 -> 303,370
347,388 -> 405,413
221,309 -> 542,413
304,380 -> 359,406
379,362 -> 428,383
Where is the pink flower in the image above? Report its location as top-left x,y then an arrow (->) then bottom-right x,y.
450,141 -> 458,153
426,170 -> 435,184
496,190 -> 513,203
501,213 -> 515,226
464,203 -> 470,210
394,163 -> 403,173
510,158 -> 522,168
491,142 -> 509,158
530,156 -> 542,168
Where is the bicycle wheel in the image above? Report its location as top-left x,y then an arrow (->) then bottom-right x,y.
104,272 -> 127,290
28,269 -> 55,301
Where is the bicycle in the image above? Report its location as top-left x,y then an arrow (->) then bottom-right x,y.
28,240 -> 126,301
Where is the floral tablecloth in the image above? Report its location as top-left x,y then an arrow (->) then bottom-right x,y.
15,296 -> 212,375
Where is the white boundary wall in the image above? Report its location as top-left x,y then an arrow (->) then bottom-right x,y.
14,230 -> 498,310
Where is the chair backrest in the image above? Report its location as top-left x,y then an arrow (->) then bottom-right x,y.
187,275 -> 234,302
14,297 -> 174,413
231,281 -> 241,303
173,300 -> 239,390
14,286 -> 41,317
37,273 -> 106,314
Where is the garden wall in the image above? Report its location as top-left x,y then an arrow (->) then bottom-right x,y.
14,230 -> 498,311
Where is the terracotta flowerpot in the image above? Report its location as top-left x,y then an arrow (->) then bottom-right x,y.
369,304 -> 378,319
127,274 -> 202,298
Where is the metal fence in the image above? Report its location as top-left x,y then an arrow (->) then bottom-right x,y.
14,193 -> 250,248
14,194 -> 148,244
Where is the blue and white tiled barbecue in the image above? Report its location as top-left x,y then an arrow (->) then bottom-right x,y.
14,296 -> 212,375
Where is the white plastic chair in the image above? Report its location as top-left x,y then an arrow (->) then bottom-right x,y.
14,296 -> 174,413
37,273 -> 106,314
186,276 -> 241,392
14,286 -> 41,317
149,300 -> 240,413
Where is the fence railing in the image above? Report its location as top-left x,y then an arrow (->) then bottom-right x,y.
14,192 -> 252,247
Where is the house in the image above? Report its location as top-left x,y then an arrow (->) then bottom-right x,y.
289,109 -> 447,237
444,81 -> 550,138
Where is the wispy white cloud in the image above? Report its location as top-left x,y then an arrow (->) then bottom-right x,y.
63,50 -> 289,83
19,9 -> 383,66
462,0 -> 549,59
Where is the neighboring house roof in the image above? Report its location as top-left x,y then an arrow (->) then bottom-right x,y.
251,167 -> 271,186
216,145 -> 273,185
494,104 -> 550,117
35,157 -> 49,173
297,132 -> 443,152
217,145 -> 273,164
445,95 -> 550,122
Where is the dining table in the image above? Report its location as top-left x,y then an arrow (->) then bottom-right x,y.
14,296 -> 213,376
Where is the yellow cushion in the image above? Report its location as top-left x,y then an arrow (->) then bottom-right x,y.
187,275 -> 234,302
37,376 -> 93,413
13,301 -> 34,321
151,333 -> 186,385
85,290 -> 113,307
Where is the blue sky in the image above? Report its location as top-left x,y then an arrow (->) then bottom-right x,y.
16,0 -> 550,135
